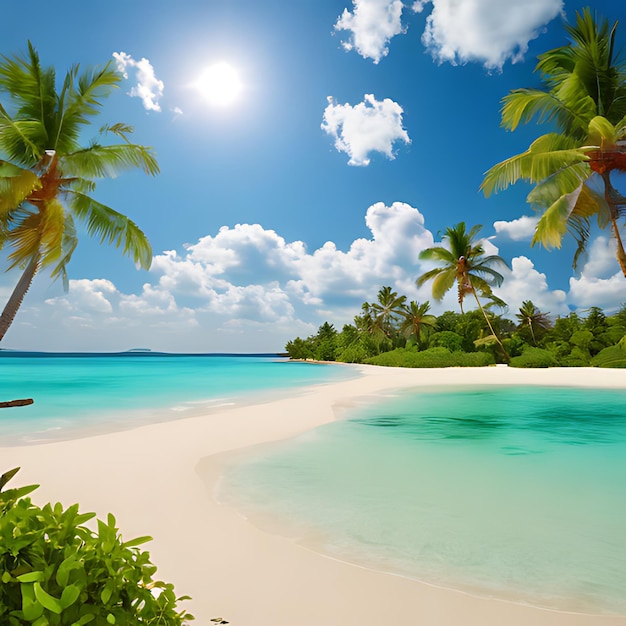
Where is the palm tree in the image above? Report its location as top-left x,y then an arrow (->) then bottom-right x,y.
369,285 -> 407,338
0,43 -> 158,342
481,9 -> 626,276
417,222 -> 509,358
515,300 -> 552,345
399,300 -> 436,349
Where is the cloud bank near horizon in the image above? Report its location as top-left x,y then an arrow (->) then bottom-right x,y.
3,204 -> 623,353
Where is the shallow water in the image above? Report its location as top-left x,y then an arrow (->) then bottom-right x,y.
220,385 -> 626,614
0,353 -> 356,445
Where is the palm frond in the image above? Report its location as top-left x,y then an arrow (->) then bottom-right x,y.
49,212 -> 78,290
0,103 -> 46,165
526,161 -> 590,208
68,191 -> 152,269
0,168 -> 40,215
429,269 -> 456,301
586,115 -> 618,147
61,143 -> 160,178
418,246 -> 456,264
56,63 -> 120,153
481,133 -> 591,196
38,199 -> 67,268
501,87 -> 595,137
532,185 -> 584,248
5,207 -> 42,269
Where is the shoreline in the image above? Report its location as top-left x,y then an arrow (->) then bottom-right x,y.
2,365 -> 625,625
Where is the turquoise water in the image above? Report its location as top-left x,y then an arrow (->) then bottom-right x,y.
220,385 -> 626,614
0,353 -> 356,445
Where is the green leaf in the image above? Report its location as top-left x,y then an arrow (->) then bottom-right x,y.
2,571 -> 12,583
21,583 -> 44,621
106,613 -> 116,624
0,467 -> 20,490
122,535 -> 152,549
100,585 -> 113,605
60,584 -> 81,609
56,556 -> 79,588
17,571 -> 44,583
34,582 -> 63,614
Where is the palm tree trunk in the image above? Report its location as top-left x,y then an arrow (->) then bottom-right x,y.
468,280 -> 509,362
0,255 -> 40,343
602,172 -> 626,277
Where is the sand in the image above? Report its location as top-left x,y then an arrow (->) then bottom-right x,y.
2,365 -> 625,626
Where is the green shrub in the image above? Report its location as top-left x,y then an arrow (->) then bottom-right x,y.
366,347 -> 494,368
509,347 -> 558,368
591,344 -> 626,368
0,468 -> 193,625
429,331 -> 464,352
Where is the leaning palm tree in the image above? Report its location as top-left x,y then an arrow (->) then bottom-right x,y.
481,8 -> 626,276
0,43 -> 158,343
515,300 -> 552,345
399,300 -> 436,349
417,222 -> 509,357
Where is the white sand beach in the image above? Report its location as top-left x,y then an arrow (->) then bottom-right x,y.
2,365 -> 625,626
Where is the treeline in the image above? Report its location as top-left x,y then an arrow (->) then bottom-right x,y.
285,286 -> 626,368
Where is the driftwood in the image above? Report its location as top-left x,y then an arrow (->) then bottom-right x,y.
0,398 -> 34,408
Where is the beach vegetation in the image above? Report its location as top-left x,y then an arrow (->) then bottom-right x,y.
366,347 -> 494,368
0,43 -> 158,343
509,347 -> 559,368
285,287 -> 626,368
0,468 -> 193,625
591,341 -> 626,367
481,8 -> 626,276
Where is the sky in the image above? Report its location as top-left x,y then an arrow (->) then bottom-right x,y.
0,0 -> 624,353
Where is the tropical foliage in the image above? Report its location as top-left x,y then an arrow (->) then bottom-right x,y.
0,468 -> 194,625
481,8 -> 626,275
0,43 -> 158,342
284,285 -> 626,368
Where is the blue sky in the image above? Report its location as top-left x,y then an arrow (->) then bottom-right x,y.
1,0 -> 624,352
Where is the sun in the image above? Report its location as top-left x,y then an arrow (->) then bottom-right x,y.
195,62 -> 243,107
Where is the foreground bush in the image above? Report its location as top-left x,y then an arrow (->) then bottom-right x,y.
0,468 -> 194,625
366,347 -> 494,368
591,344 -> 626,368
509,347 -> 558,368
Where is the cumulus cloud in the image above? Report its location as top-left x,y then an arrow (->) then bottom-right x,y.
493,256 -> 568,318
568,237 -> 626,312
5,206 -> 619,353
113,52 -> 164,111
334,0 -> 406,63
322,94 -> 410,166
493,215 -> 539,241
415,0 -> 563,69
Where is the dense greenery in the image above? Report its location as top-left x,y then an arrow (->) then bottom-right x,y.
0,468 -> 194,625
285,286 -> 626,368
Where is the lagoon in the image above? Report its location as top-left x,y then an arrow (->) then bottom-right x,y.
220,384 -> 626,614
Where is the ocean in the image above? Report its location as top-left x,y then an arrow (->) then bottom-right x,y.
0,352 -> 356,445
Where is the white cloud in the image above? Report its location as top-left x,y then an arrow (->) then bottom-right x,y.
4,208 -> 620,353
568,238 -> 626,312
113,52 -> 164,112
493,215 -> 539,241
334,0 -> 406,63
415,0 -> 563,69
494,256 -> 568,319
321,94 -> 410,166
